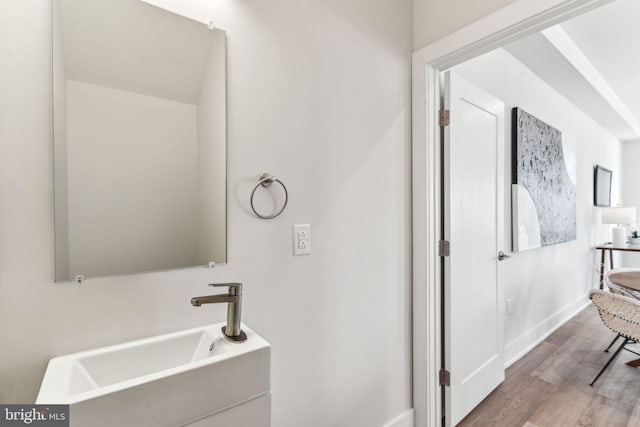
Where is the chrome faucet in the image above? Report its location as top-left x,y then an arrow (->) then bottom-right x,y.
191,283 -> 247,342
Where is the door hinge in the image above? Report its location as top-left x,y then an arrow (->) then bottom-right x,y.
439,369 -> 451,387
438,240 -> 450,257
439,109 -> 450,127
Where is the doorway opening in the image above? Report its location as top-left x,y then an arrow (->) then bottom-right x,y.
411,0 -> 629,425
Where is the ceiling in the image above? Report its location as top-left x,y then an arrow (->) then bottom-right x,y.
504,0 -> 640,142
56,0 -> 224,104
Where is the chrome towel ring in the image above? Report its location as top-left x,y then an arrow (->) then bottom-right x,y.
250,173 -> 288,219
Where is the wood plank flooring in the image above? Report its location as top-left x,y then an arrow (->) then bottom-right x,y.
457,305 -> 640,427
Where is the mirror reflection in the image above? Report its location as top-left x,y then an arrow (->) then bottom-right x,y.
53,0 -> 227,282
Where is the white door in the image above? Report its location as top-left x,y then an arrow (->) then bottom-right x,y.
443,71 -> 506,426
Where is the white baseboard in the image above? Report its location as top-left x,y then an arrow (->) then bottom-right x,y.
381,409 -> 414,427
505,295 -> 590,368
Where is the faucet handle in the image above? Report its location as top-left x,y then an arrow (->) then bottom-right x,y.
209,282 -> 243,295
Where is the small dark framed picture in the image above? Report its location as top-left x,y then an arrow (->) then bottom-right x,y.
594,165 -> 612,207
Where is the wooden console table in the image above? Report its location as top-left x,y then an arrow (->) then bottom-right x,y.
595,243 -> 640,289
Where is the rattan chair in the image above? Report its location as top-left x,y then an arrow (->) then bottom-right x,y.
589,289 -> 640,386
601,269 -> 640,352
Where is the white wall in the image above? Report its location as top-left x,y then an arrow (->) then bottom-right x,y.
0,1 -> 412,427
66,81 -> 199,278
413,0 -> 517,50
623,141 -> 640,219
196,31 -> 227,265
622,140 -> 640,267
52,2 -> 69,280
453,48 -> 623,363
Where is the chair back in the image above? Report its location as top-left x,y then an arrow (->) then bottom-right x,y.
590,290 -> 640,342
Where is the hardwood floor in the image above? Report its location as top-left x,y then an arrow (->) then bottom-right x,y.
457,305 -> 640,427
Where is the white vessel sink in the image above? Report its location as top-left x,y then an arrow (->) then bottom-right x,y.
37,322 -> 270,427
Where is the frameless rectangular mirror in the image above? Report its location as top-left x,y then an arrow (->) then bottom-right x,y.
53,0 -> 227,282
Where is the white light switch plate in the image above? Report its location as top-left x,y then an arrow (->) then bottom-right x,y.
293,224 -> 311,256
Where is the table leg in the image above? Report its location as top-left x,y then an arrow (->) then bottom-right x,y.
609,248 -> 614,271
600,249 -> 606,290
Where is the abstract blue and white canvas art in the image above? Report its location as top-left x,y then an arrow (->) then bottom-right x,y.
512,108 -> 576,252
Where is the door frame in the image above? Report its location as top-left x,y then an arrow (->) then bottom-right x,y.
411,1 -> 613,426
